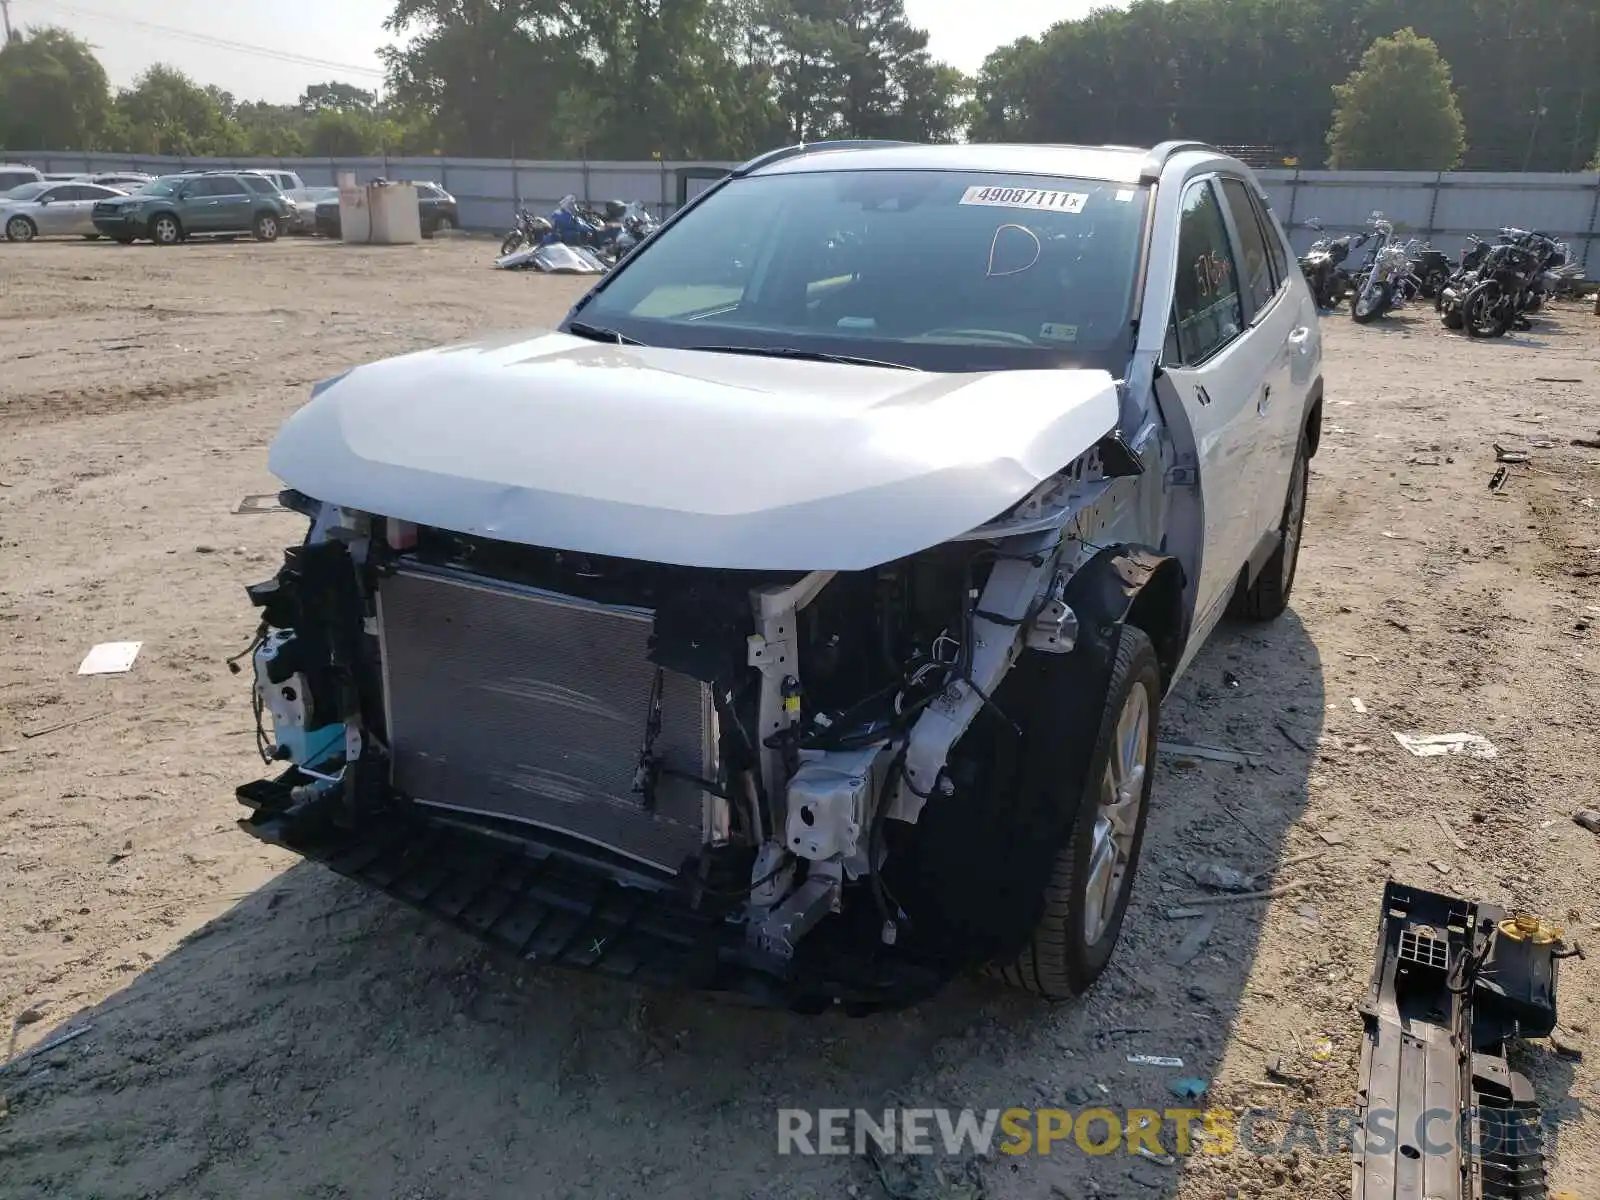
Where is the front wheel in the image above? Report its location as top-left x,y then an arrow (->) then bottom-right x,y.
994,627 -> 1161,999
1350,279 -> 1392,323
500,231 -> 525,257
1464,284 -> 1510,339
5,216 -> 36,242
150,214 -> 182,246
253,213 -> 280,242
435,215 -> 454,233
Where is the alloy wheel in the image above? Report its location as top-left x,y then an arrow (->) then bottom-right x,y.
1082,681 -> 1152,944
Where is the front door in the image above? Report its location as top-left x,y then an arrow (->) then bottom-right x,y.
33,186 -> 78,235
1155,177 -> 1275,648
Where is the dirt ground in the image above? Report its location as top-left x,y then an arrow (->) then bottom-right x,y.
1,236 -> 1596,1200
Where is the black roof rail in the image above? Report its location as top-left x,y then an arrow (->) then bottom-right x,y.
732,139 -> 920,177
1139,140 -> 1221,183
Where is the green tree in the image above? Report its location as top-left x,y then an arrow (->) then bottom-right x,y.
0,26 -> 114,150
382,0 -> 593,158
972,0 -> 1598,170
300,81 -> 378,114
306,108 -> 380,156
234,101 -> 308,155
115,64 -> 246,155
1326,28 -> 1466,169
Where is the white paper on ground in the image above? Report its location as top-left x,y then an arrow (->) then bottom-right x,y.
77,641 -> 142,675
1393,732 -> 1498,759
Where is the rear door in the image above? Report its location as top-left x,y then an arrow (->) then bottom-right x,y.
62,185 -> 115,234
1154,177 -> 1273,642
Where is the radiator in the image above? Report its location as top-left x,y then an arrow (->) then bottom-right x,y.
376,565 -> 713,874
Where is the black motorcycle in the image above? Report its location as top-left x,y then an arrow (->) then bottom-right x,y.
1439,227 -> 1560,337
1409,243 -> 1453,299
500,208 -> 556,257
1297,219 -> 1368,310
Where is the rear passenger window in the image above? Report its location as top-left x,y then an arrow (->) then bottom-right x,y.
242,176 -> 276,195
1219,178 -> 1275,317
1252,190 -> 1290,286
1173,180 -> 1244,363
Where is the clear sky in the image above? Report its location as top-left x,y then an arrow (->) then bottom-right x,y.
10,0 -> 1108,106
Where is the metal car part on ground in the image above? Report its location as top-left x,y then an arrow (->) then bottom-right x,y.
234,138 -> 1326,1012
1352,879 -> 1577,1200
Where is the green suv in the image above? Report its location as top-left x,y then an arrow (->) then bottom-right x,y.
91,172 -> 293,245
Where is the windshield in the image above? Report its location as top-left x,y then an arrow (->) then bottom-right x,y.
5,182 -> 49,202
572,169 -> 1149,372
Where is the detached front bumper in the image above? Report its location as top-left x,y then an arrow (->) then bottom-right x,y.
236,771 -> 944,1013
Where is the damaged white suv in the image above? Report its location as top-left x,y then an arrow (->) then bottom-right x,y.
238,140 -> 1322,1012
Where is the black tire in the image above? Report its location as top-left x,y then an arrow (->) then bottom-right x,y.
1464,284 -> 1510,339
1442,307 -> 1464,330
5,215 -> 36,243
1524,293 -> 1542,314
435,214 -> 454,233
1350,280 -> 1391,324
993,627 -> 1162,999
149,213 -> 182,246
888,621 -> 1162,1003
1229,434 -> 1309,622
500,231 -> 525,257
253,213 -> 280,242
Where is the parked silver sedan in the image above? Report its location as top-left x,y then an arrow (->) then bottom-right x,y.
1,181 -> 130,242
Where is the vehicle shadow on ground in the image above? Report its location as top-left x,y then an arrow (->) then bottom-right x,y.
0,616 -> 1325,1200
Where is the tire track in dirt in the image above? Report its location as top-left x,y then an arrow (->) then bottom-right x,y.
0,372 -> 247,428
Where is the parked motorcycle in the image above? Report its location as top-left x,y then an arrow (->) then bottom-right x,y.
1349,214 -> 1420,324
1297,218 -> 1368,310
500,208 -> 557,257
1438,227 -> 1561,337
551,194 -> 608,248
1408,242 -> 1454,299
597,201 -> 657,263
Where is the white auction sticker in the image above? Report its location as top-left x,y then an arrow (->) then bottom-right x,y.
959,185 -> 1087,213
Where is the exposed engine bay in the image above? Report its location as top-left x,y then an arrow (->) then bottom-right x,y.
236,440 -> 1135,1007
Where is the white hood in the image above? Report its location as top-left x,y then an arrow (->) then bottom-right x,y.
267,330 -> 1119,571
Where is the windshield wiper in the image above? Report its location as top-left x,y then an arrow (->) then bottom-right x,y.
687,345 -> 920,371
566,321 -> 643,346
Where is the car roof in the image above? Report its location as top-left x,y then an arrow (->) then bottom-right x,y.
743,140 -> 1235,187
